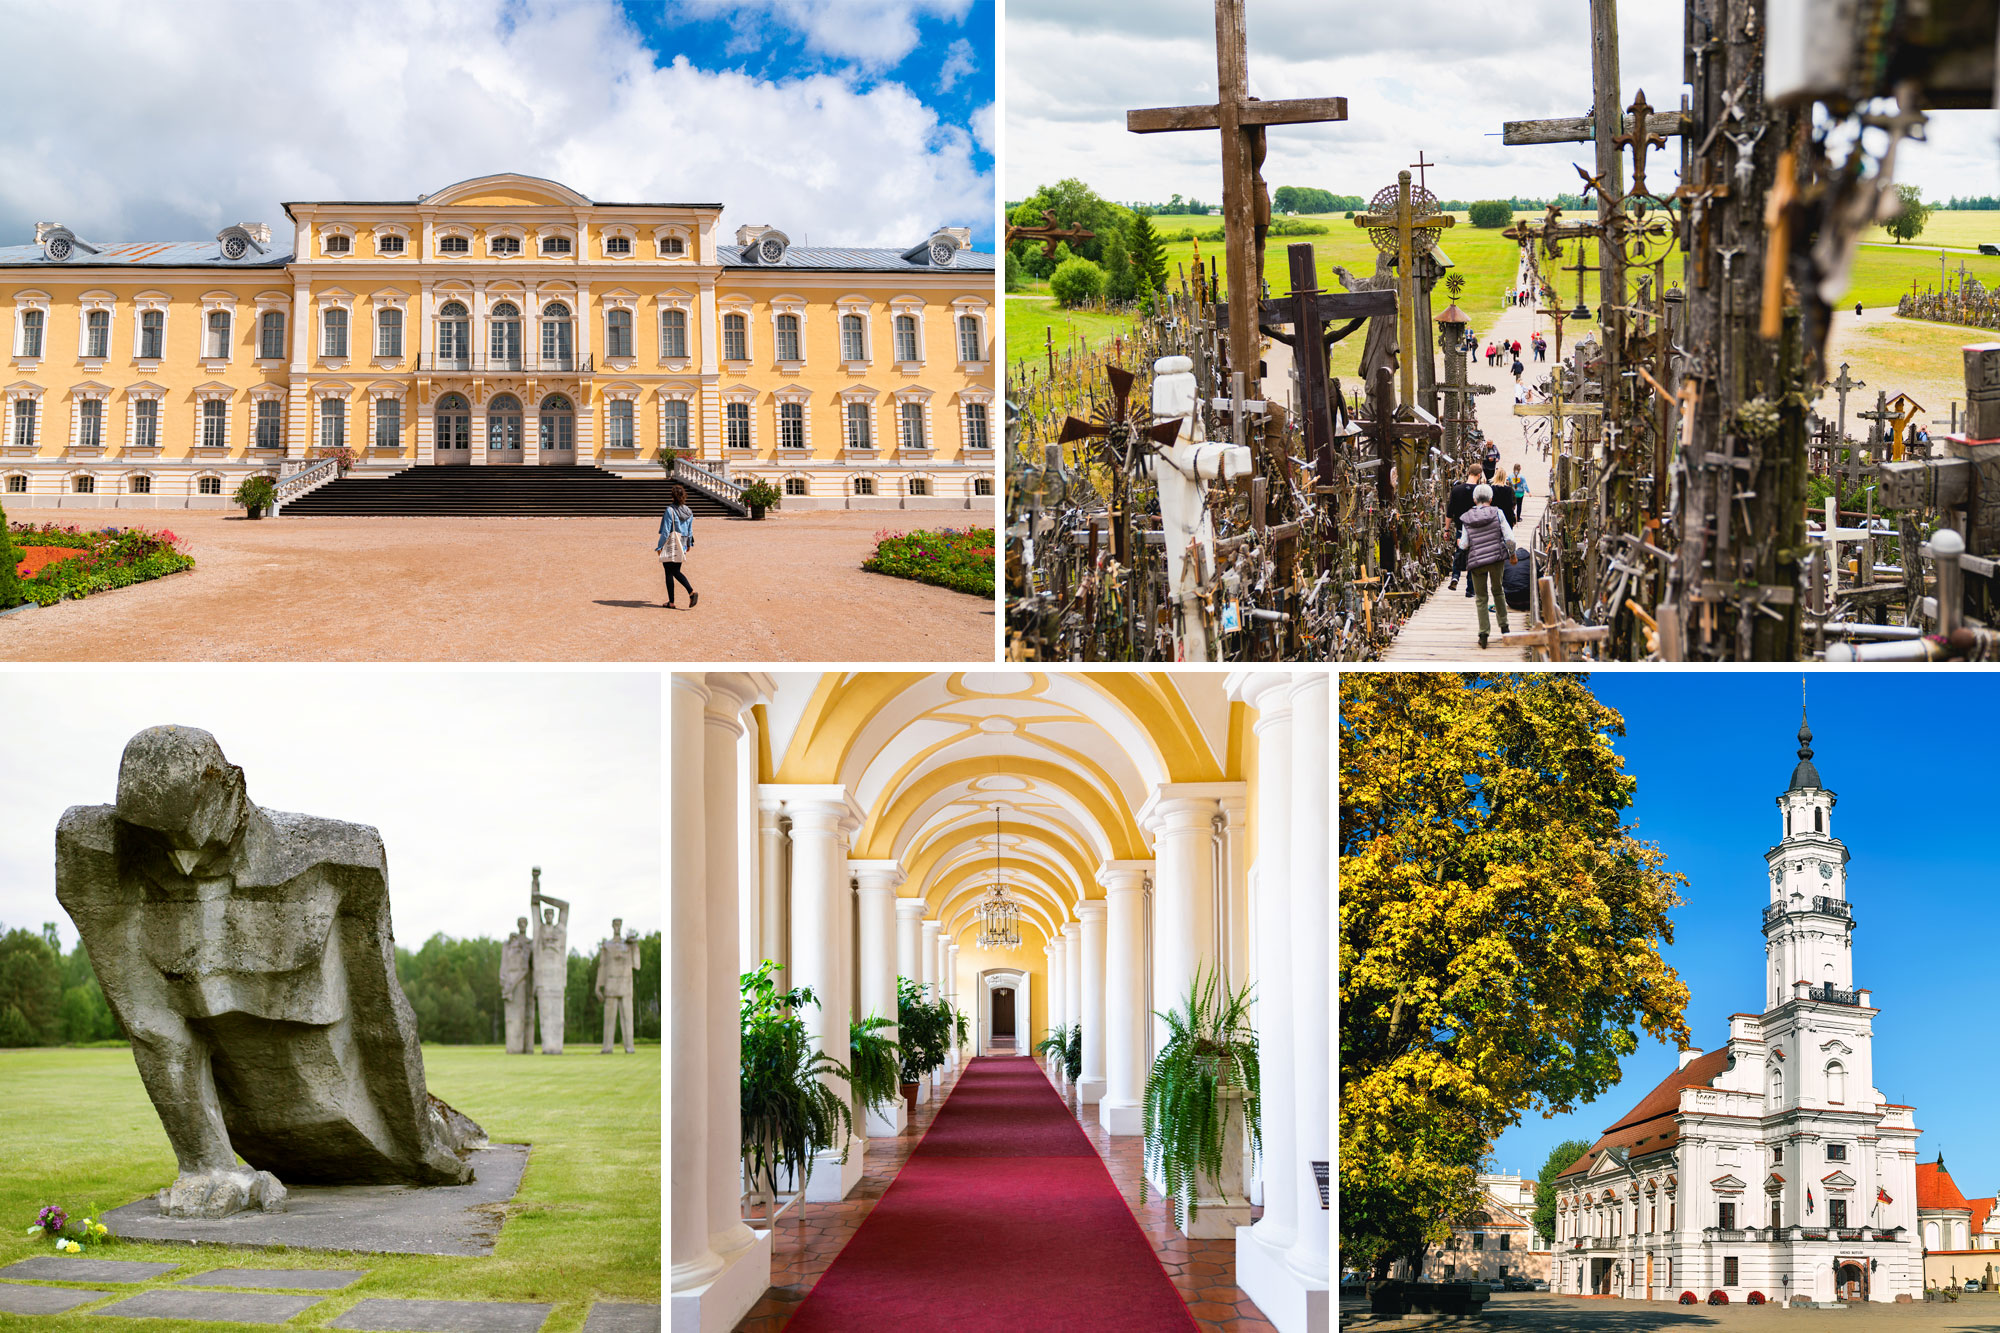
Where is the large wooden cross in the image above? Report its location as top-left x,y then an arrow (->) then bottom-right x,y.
1128,0 -> 1347,393
1257,241 -> 1394,483
1006,210 -> 1095,259
1514,363 -> 1605,457
1352,170 -> 1454,408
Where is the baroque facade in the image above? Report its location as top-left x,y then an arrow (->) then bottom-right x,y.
1550,715 -> 1923,1306
1,174 -> 995,510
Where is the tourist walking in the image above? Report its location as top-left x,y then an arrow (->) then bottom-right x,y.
1445,465 -> 1481,591
656,484 -> 699,608
1509,462 -> 1528,502
1511,355 -> 1525,382
1457,483 -> 1516,649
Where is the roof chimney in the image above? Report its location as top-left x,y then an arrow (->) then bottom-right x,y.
1677,1047 -> 1704,1070
242,223 -> 271,247
33,222 -> 60,244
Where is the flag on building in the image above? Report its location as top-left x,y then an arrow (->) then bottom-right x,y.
1808,1188 -> 1816,1213
1878,1187 -> 1893,1205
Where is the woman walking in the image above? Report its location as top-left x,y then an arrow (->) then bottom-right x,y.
1457,483 -> 1516,649
656,484 -> 699,608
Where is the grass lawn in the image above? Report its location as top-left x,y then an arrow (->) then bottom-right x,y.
1860,208 -> 2000,250
0,1044 -> 659,1332
1004,292 -> 1146,369
1812,312 -> 1990,427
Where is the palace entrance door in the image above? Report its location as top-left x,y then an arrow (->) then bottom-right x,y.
1838,1262 -> 1865,1301
487,395 -> 523,465
539,394 -> 575,464
435,394 -> 470,465
992,987 -> 1014,1044
1590,1258 -> 1613,1294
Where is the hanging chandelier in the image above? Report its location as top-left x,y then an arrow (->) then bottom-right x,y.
976,806 -> 1021,950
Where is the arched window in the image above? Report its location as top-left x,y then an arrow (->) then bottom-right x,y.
258,310 -> 285,359
974,474 -> 993,496
775,313 -> 801,361
206,310 -> 231,359
198,475 -> 222,495
540,302 -> 573,368
1815,808 -> 1823,832
129,474 -> 151,494
606,308 -> 633,359
722,312 -> 748,361
322,307 -> 348,359
1766,1062 -> 1782,1110
4,473 -> 25,493
490,301 -> 522,366
852,474 -> 874,496
660,308 -> 687,359
141,310 -> 166,360
435,392 -> 469,456
72,474 -> 94,494
841,312 -> 867,361
487,394 -> 521,455
907,475 -> 931,497
377,308 -> 403,358
1826,1061 -> 1846,1104
539,394 -> 574,454
437,300 -> 469,365
85,309 -> 110,359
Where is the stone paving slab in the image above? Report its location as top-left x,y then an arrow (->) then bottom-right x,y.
330,1297 -> 552,1331
0,1285 -> 111,1314
0,1255 -> 179,1283
583,1303 -> 661,1332
178,1267 -> 370,1289
100,1289 -> 324,1324
105,1143 -> 528,1256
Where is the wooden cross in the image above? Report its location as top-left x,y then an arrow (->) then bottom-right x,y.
1258,241 -> 1394,484
1824,361 -> 1865,488
1353,169 -> 1455,407
1129,0 -> 1348,392
1006,209 -> 1095,259
1513,363 -> 1605,457
1409,151 -> 1435,195
1500,576 -> 1611,659
1856,390 -> 1896,469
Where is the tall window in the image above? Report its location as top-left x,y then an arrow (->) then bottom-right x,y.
725,401 -> 750,449
1718,1202 -> 1735,1231
660,308 -> 687,359
132,398 -> 158,449
1771,1201 -> 1781,1229
845,401 -> 871,449
661,399 -> 689,451
841,312 -> 866,360
78,398 -> 102,448
488,395 -> 521,454
140,310 -> 165,359
893,314 -> 919,362
438,301 -> 469,364
490,301 -> 521,366
722,313 -> 747,361
18,309 -> 44,357
964,402 -> 990,449
206,310 -> 231,359
200,399 -> 226,449
1723,1257 -> 1738,1286
606,308 -> 633,358
322,308 -> 348,358
777,401 -> 805,449
608,399 -> 634,448
377,308 -> 403,358
319,398 -> 345,449
254,400 -> 280,449
258,310 -> 285,359
899,401 -> 926,451
85,310 -> 110,358
538,394 -> 573,453
775,313 -> 801,361
375,398 -> 400,449
1826,1062 -> 1846,1104
958,313 -> 982,361
540,302 -> 572,367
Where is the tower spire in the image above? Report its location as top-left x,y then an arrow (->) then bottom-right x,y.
1787,682 -> 1821,791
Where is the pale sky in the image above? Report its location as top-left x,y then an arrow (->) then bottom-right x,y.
1005,0 -> 1999,208
0,671 -> 660,954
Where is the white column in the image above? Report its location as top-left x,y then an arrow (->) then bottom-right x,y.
894,898 -> 929,1106
1286,670 -> 1332,1313
943,939 -> 961,1068
1046,934 -> 1067,1079
1097,862 -> 1149,1134
852,861 -> 907,1136
1076,901 -> 1108,1104
1062,920 -> 1083,1089
1142,790 -> 1220,1056
756,798 -> 786,971
702,675 -> 763,1266
784,788 -> 863,1201
669,676 -> 718,1294
920,919 -> 942,997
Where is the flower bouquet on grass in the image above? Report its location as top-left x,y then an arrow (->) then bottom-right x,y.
26,1204 -> 111,1252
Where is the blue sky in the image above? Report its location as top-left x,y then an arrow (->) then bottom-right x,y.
1486,671 -> 1998,1201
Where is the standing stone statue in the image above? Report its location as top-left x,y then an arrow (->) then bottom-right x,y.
596,920 -> 641,1054
500,916 -> 532,1055
54,726 -> 484,1219
531,879 -> 569,1055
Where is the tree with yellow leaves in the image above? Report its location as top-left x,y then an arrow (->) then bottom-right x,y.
1339,672 -> 1690,1280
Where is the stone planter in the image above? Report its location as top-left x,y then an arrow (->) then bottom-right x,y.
1174,1087 -> 1255,1239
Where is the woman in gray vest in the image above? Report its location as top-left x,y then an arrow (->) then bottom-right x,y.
1456,483 -> 1517,649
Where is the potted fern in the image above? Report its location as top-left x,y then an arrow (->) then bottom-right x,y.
1034,1023 -> 1071,1082
849,1013 -> 903,1130
739,961 -> 853,1222
1141,965 -> 1260,1238
895,976 -> 946,1117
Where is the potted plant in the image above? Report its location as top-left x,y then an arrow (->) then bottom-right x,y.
740,478 -> 781,521
848,1013 -> 903,1127
895,977 -> 951,1116
739,961 -> 853,1220
1034,1023 -> 1070,1081
1141,964 -> 1260,1237
233,475 -> 277,520
657,447 -> 689,476
1065,1023 -> 1082,1084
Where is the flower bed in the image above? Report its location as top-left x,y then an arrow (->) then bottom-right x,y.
4,523 -> 195,608
862,526 -> 994,598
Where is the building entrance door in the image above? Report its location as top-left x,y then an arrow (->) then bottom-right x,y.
1646,1253 -> 1653,1300
539,394 -> 574,465
1838,1263 -> 1864,1301
1590,1258 -> 1613,1295
435,394 -> 470,465
487,395 -> 522,465
993,987 -> 1014,1039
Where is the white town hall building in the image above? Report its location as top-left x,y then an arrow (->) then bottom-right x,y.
1550,714 -> 1923,1306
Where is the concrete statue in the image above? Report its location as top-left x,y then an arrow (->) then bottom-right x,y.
500,916 -> 532,1055
530,870 -> 569,1055
55,725 -> 485,1220
595,919 -> 641,1054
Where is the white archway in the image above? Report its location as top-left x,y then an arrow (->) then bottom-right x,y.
980,968 -> 1028,1056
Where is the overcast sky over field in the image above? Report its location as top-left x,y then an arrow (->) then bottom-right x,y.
1006,0 -> 1999,208
0,0 -> 994,250
0,672 -> 660,953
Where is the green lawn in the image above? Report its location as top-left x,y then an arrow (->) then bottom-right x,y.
1004,293 -> 1146,370
1860,208 -> 2000,250
0,1044 -> 659,1332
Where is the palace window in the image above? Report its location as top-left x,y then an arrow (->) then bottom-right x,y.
1827,1062 -> 1846,1104
605,235 -> 631,255
1669,1202 -> 1675,1230
661,399 -> 688,451
1718,1202 -> 1735,1230
259,310 -> 285,359
540,303 -> 573,367
254,400 -> 280,449
853,474 -> 874,496
199,475 -> 222,495
488,395 -> 521,453
539,395 -> 574,453
72,474 -> 94,494
319,398 -> 345,449
324,234 -> 351,255
133,399 -> 158,448
845,402 -> 872,449
660,308 -> 687,359
777,402 -> 805,449
775,313 -> 801,362
606,309 -> 633,359
660,235 -> 685,255
1650,1205 -> 1657,1233
4,475 -> 23,493
541,235 -> 572,255
439,235 -> 470,254
129,474 -> 151,494
491,235 -> 521,256
206,311 -> 231,359
783,476 -> 808,497
958,313 -> 983,361
1723,1257 -> 1738,1286
1771,1201 -> 1782,1229
974,475 -> 993,496
900,401 -> 926,450
490,302 -> 522,365
378,233 -> 405,254
141,310 -> 166,359
322,308 -> 349,358
1773,1145 -> 1783,1162
438,301 -> 469,364
964,402 -> 990,449
375,398 -> 400,449
200,399 -> 226,449
607,399 -> 634,449
85,310 -> 110,359
908,475 -> 930,497
725,401 -> 750,449
1826,1143 -> 1847,1161
18,310 -> 44,358
377,308 -> 403,358
78,399 -> 102,449
841,313 -> 867,361
894,314 -> 920,362
722,313 -> 748,362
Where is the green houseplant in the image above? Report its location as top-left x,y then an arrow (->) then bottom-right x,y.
233,475 -> 276,519
1141,965 -> 1260,1233
1034,1023 -> 1071,1078
739,478 -> 781,520
848,1013 -> 904,1120
895,977 -> 950,1114
1065,1023 -> 1083,1083
739,961 -> 853,1218
0,502 -> 21,610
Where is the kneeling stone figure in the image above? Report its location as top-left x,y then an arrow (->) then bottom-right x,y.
56,726 -> 485,1219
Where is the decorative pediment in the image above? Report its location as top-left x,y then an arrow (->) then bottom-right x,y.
1644,1177 -> 1659,1196
1820,1039 -> 1852,1055
1767,1173 -> 1786,1193
425,174 -> 591,209
1822,1170 -> 1856,1189
1711,1174 -> 1748,1194
1664,1174 -> 1679,1193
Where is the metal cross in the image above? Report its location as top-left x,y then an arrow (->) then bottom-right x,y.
1353,169 -> 1455,407
1409,151 -> 1435,196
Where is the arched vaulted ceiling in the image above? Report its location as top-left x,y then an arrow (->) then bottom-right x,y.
763,673 -> 1241,951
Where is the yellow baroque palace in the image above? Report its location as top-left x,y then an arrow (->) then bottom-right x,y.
1,173 -> 996,510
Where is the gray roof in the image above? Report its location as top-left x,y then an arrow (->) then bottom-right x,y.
717,245 -> 995,273
0,241 -> 292,269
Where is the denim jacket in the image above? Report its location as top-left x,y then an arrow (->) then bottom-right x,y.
657,505 -> 694,553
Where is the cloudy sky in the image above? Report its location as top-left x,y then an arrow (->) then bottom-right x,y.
0,0 -> 994,251
0,671 -> 660,954
1006,0 -> 1999,207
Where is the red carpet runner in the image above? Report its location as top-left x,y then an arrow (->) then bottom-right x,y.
783,1055 -> 1201,1331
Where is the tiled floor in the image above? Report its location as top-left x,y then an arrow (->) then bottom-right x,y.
732,1055 -> 1275,1332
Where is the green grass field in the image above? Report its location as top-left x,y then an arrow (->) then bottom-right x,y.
1861,208 -> 2000,250
0,1045 -> 659,1332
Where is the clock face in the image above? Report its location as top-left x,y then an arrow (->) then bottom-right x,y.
759,237 -> 785,263
1819,863 -> 1833,879
46,235 -> 71,261
930,240 -> 956,266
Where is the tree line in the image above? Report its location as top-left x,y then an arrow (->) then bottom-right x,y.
0,923 -> 661,1049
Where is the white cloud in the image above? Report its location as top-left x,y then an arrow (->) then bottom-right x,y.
938,37 -> 978,92
0,671 -> 661,954
674,0 -> 974,70
0,0 -> 991,250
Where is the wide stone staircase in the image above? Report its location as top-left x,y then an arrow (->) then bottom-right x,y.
279,464 -> 740,517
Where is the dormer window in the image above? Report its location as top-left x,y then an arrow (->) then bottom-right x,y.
324,234 -> 352,255
660,236 -> 686,256
492,236 -> 521,256
378,234 -> 405,255
542,236 -> 572,256
439,236 -> 470,255
605,235 -> 631,255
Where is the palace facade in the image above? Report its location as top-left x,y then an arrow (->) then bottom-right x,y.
2,174 -> 994,510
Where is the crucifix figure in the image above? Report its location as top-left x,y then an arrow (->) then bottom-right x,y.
1149,355 -> 1253,662
1261,241 -> 1393,484
1353,169 -> 1455,408
1128,0 -> 1348,393
1825,362 -> 1865,488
